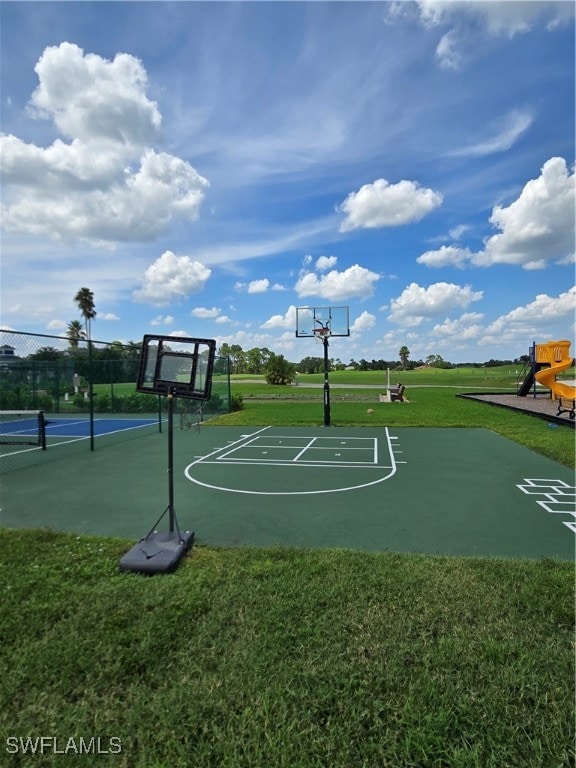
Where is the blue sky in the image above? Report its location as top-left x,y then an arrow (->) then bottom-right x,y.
1,0 -> 574,364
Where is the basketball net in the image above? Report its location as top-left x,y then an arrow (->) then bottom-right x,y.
313,327 -> 331,345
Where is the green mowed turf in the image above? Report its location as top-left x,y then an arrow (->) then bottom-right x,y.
0,530 -> 573,768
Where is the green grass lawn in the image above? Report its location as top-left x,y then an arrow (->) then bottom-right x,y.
1,377 -> 574,767
233,363 -> 575,388
218,387 -> 575,468
0,530 -> 573,768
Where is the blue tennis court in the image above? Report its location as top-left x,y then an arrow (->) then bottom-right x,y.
44,416 -> 160,439
0,413 -> 164,474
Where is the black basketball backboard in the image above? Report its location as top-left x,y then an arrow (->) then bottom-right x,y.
136,335 -> 216,400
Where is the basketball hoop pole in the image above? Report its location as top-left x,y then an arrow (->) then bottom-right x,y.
139,386 -> 185,539
297,307 -> 349,427
322,333 -> 331,427
167,389 -> 176,533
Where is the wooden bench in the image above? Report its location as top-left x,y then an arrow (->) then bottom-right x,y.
557,397 -> 575,419
389,385 -> 405,402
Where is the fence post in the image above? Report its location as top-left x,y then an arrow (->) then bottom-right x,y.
88,340 -> 95,451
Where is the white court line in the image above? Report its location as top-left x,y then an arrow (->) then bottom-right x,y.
208,427 -> 271,462
293,437 -> 316,461
184,427 -> 399,496
213,434 -> 378,466
208,459 -> 386,468
237,443 -> 376,452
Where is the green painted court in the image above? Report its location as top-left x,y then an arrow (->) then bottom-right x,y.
2,425 -> 574,560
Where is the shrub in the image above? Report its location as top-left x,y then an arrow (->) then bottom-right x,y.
231,392 -> 244,411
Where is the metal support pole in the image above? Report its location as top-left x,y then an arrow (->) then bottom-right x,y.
88,340 -> 95,451
531,341 -> 537,399
323,335 -> 331,427
167,390 -> 175,532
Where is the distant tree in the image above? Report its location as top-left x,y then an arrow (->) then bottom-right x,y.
399,346 -> 410,370
297,356 -> 325,374
264,353 -> 296,385
246,347 -> 264,374
123,341 -> 142,359
28,347 -> 63,361
485,358 -> 513,368
245,347 -> 272,374
66,320 -> 85,348
74,287 -> 97,340
218,343 -> 232,360
230,344 -> 246,374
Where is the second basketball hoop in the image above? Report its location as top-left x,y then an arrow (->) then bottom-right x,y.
296,306 -> 350,427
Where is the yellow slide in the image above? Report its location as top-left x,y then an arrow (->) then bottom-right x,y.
534,340 -> 575,419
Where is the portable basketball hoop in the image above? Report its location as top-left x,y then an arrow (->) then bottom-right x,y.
119,334 -> 216,575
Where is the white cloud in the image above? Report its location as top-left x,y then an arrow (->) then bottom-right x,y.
151,315 -> 174,326
417,245 -> 475,269
449,225 -> 471,240
417,1 -> 573,37
261,305 -> 298,330
351,311 -> 376,333
388,282 -> 483,326
436,30 -> 461,70
475,157 -> 575,270
477,288 -> 576,350
432,313 -> 485,340
191,307 -> 221,319
0,43 -> 208,244
315,255 -> 338,271
46,319 -> 67,330
133,251 -> 211,306
338,178 -> 443,232
100,313 -> 120,321
420,158 -> 575,271
248,279 -> 270,294
412,2 -> 574,69
483,287 -> 576,338
295,264 -> 380,301
447,109 -> 534,158
28,42 -> 161,144
234,278 -> 277,294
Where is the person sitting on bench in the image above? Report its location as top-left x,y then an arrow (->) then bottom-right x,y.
389,383 -> 405,402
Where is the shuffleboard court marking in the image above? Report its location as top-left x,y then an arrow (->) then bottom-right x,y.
184,427 -> 402,495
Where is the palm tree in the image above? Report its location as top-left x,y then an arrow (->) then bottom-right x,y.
66,320 -> 86,349
74,287 -> 97,340
398,345 -> 410,370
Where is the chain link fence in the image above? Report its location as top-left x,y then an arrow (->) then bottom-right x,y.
0,330 -> 231,472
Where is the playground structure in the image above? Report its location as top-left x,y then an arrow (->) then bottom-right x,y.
518,340 -> 575,419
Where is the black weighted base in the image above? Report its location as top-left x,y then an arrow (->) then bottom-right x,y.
119,530 -> 195,575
